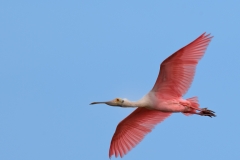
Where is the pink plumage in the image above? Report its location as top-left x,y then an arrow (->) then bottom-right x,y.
90,33 -> 216,158
109,108 -> 171,158
152,33 -> 212,99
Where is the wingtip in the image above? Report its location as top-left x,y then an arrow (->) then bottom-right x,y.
202,32 -> 214,39
109,150 -> 113,159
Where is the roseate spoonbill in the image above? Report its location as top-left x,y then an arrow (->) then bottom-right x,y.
90,33 -> 216,158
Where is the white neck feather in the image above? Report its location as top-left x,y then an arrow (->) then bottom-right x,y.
122,97 -> 150,108
122,100 -> 139,108
122,94 -> 153,108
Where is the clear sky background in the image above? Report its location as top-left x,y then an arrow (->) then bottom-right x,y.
0,1 -> 240,160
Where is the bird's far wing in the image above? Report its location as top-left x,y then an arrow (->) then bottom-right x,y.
151,33 -> 212,99
109,108 -> 171,158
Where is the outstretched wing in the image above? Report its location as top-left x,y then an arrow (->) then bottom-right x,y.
152,33 -> 213,99
109,108 -> 171,158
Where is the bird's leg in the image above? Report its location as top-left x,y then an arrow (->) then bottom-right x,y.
196,108 -> 216,118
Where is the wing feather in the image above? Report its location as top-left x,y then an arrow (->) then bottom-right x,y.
152,33 -> 213,98
109,108 -> 171,158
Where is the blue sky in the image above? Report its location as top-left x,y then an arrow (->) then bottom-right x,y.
0,1 -> 240,160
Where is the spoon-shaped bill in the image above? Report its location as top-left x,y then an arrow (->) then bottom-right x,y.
90,102 -> 107,105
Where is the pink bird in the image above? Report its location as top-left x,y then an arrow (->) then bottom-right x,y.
90,33 -> 216,158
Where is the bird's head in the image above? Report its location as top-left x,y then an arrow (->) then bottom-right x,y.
90,98 -> 125,107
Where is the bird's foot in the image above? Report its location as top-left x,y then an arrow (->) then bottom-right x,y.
198,108 -> 216,118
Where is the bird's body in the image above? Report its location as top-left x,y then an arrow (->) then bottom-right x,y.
126,93 -> 190,112
90,33 -> 216,158
120,94 -> 186,113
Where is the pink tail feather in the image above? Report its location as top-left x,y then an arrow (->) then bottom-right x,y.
183,96 -> 200,116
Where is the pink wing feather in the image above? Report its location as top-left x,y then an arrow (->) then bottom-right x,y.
152,33 -> 213,98
109,108 -> 171,158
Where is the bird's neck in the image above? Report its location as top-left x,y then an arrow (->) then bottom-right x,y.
122,94 -> 152,108
122,100 -> 145,108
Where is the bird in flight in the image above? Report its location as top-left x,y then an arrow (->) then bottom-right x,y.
90,33 -> 216,158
